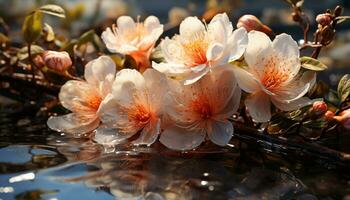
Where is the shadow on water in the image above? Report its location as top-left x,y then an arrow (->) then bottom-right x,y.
0,112 -> 350,200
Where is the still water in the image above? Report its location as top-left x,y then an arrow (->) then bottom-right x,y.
1,113 -> 350,200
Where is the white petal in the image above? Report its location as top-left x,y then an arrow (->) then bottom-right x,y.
152,61 -> 190,76
159,125 -> 205,151
160,37 -> 183,64
179,16 -> 205,38
272,97 -> 321,111
227,27 -> 248,61
84,56 -> 116,96
206,43 -> 224,62
143,69 -> 169,110
183,67 -> 209,85
112,69 -> 145,107
144,15 -> 162,32
117,16 -> 136,32
94,127 -> 133,145
101,27 -> 119,53
132,119 -> 161,146
208,120 -> 233,146
231,66 -> 260,93
47,113 -> 99,134
272,33 -> 300,81
59,80 -> 99,113
245,91 -> 271,122
214,82 -> 241,118
244,31 -> 273,76
210,13 -> 233,34
208,18 -> 226,45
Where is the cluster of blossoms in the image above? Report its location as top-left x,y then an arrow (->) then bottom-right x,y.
47,13 -> 321,151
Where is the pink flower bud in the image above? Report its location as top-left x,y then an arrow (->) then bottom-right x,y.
324,110 -> 335,121
237,14 -> 274,36
311,101 -> 328,116
43,51 -> 72,72
33,55 -> 45,69
334,109 -> 350,130
316,13 -> 332,26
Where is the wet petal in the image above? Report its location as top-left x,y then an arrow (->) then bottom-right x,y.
47,113 -> 99,134
132,119 -> 161,146
160,125 -> 206,151
214,82 -> 241,118
245,91 -> 271,122
208,120 -> 233,146
179,16 -> 205,38
59,80 -> 100,113
94,127 -> 133,145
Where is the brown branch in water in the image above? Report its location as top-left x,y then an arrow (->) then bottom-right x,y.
232,122 -> 350,165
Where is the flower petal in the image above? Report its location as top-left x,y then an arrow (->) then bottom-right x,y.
244,31 -> 273,77
272,33 -> 300,82
227,27 -> 248,62
144,15 -> 161,32
117,16 -> 136,32
210,13 -> 233,35
231,66 -> 260,93
94,126 -> 133,145
59,80 -> 100,113
101,27 -> 120,53
206,43 -> 224,62
245,91 -> 271,122
183,67 -> 209,85
47,113 -> 99,134
179,16 -> 205,38
208,120 -> 233,146
159,125 -> 205,151
272,97 -> 321,111
132,118 -> 161,146
152,61 -> 190,75
84,56 -> 116,96
112,69 -> 145,107
143,69 -> 169,111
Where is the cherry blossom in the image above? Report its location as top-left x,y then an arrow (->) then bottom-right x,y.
232,31 -> 316,122
101,16 -> 163,72
159,66 -> 241,150
153,13 -> 247,85
47,56 -> 116,134
94,69 -> 168,146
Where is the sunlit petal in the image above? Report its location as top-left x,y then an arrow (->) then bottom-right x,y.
245,91 -> 271,122
208,120 -> 233,146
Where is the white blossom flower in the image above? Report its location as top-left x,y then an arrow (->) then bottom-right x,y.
101,16 -> 163,72
159,66 -> 241,150
94,69 -> 168,146
47,56 -> 116,134
153,13 -> 247,85
232,31 -> 316,122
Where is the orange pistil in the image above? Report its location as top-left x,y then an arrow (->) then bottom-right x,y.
260,57 -> 289,92
128,104 -> 153,127
188,93 -> 213,120
181,33 -> 209,67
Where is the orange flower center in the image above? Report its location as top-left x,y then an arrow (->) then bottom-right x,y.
181,33 -> 209,67
260,57 -> 289,91
87,95 -> 102,111
118,22 -> 146,44
128,104 -> 152,126
189,94 -> 213,120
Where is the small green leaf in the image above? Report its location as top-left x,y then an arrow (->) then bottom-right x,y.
337,74 -> 350,102
300,56 -> 327,71
335,16 -> 350,24
39,4 -> 66,18
17,45 -> 44,60
22,11 -> 43,44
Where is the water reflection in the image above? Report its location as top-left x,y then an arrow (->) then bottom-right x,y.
0,115 -> 350,199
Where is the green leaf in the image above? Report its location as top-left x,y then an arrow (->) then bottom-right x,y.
300,56 -> 327,71
39,4 -> 66,18
17,45 -> 44,60
335,16 -> 350,24
22,11 -> 43,44
337,74 -> 350,102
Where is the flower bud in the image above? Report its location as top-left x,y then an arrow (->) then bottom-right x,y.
43,51 -> 72,72
334,109 -> 350,130
334,5 -> 343,17
33,55 -> 45,69
316,13 -> 332,26
311,101 -> 328,116
324,110 -> 335,121
237,15 -> 274,36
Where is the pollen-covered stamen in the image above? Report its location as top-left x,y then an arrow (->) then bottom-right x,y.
260,57 -> 289,91
114,20 -> 147,44
128,104 -> 153,127
181,32 -> 209,67
86,95 -> 102,111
